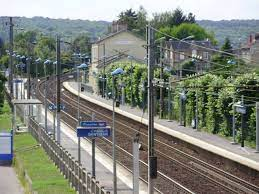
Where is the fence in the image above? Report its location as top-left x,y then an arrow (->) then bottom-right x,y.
28,118 -> 110,194
15,156 -> 38,194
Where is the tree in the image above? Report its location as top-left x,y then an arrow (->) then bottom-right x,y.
14,31 -> 37,56
221,37 -> 233,56
0,73 -> 7,112
118,8 -> 138,31
72,33 -> 91,54
151,8 -> 195,29
0,55 -> 9,68
0,37 -> 4,56
135,6 -> 148,36
34,36 -> 56,76
158,23 -> 216,43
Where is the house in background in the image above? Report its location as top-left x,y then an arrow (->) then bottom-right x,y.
163,40 -> 215,75
89,22 -> 146,94
240,33 -> 259,65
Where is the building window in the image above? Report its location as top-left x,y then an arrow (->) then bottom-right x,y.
175,53 -> 180,61
192,49 -> 197,57
170,51 -> 173,59
180,52 -> 185,60
203,52 -> 209,59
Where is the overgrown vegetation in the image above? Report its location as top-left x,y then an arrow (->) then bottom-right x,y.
14,133 -> 75,194
0,100 -> 12,130
100,60 -> 258,147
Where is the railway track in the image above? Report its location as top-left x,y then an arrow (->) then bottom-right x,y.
36,74 -> 259,194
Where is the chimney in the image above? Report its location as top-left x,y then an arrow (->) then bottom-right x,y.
111,20 -> 127,33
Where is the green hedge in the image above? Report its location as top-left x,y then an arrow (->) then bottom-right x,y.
99,61 -> 258,146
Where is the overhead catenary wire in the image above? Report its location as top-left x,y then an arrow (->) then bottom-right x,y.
150,26 -> 259,66
156,44 -> 258,82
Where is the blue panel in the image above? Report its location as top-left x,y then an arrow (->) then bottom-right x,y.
14,79 -> 23,83
80,121 -> 107,127
0,154 -> 13,161
0,130 -> 13,161
77,127 -> 110,137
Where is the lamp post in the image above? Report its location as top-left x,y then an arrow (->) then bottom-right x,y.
44,59 -> 52,132
111,67 -> 124,194
16,54 -> 22,99
179,91 -> 186,126
127,56 -> 134,108
20,56 -> 26,99
12,53 -> 19,99
77,62 -> 89,164
164,66 -> 172,121
35,58 -> 41,81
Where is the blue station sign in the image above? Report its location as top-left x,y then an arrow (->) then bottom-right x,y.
14,79 -> 23,83
80,121 -> 106,127
48,104 -> 65,111
77,126 -> 111,137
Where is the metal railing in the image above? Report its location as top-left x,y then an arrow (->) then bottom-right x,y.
28,118 -> 110,194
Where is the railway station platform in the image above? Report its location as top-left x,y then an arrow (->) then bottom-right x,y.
14,79 -> 149,193
64,81 -> 259,172
41,114 -> 147,194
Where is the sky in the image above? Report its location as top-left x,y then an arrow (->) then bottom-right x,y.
2,0 -> 259,21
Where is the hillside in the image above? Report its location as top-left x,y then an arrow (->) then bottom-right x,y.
1,17 -> 259,47
198,20 -> 259,47
0,16 -> 110,42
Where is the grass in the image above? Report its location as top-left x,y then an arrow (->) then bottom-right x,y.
0,100 -> 12,130
14,133 -> 75,194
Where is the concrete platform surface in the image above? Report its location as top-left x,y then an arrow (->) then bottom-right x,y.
40,106 -> 149,194
19,78 -> 149,194
64,81 -> 259,172
0,162 -> 24,194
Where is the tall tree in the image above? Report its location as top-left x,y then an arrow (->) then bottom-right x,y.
221,37 -> 233,54
118,8 -> 138,31
14,31 -> 37,56
34,35 -> 56,76
151,8 -> 196,29
158,23 -> 216,43
135,6 -> 148,36
72,33 -> 91,54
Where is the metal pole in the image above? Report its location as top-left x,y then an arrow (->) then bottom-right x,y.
9,17 -> 14,98
27,57 -> 31,117
56,35 -> 61,144
53,111 -> 56,139
77,68 -> 81,164
20,69 -> 23,99
183,98 -> 186,127
45,71 -> 49,131
256,102 -> 259,152
15,81 -> 18,99
179,97 -> 183,125
103,44 -> 106,98
131,59 -> 133,108
147,24 -> 156,194
27,59 -> 31,100
36,61 -> 38,81
168,87 -> 171,121
121,86 -> 125,105
112,76 -> 117,194
232,95 -> 237,144
133,135 -> 140,194
91,112 -> 96,177
159,42 -> 164,119
195,88 -> 198,130
241,95 -> 245,147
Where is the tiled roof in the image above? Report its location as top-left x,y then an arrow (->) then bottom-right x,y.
166,40 -> 213,50
94,30 -> 127,44
94,29 -> 144,44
